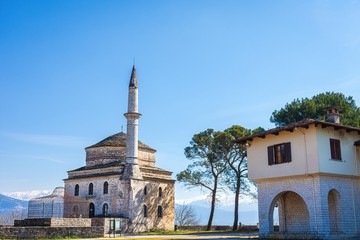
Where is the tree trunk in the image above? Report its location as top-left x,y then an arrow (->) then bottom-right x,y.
206,180 -> 217,231
232,176 -> 241,231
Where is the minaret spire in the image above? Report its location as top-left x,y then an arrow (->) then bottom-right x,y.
123,65 -> 143,180
129,65 -> 138,88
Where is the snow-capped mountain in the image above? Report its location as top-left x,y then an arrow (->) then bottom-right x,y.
176,194 -> 258,212
175,203 -> 258,225
175,195 -> 259,225
1,190 -> 52,201
0,194 -> 28,213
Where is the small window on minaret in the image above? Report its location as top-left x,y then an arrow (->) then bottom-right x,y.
157,206 -> 163,218
144,186 -> 147,195
143,205 -> 147,217
158,187 -> 162,197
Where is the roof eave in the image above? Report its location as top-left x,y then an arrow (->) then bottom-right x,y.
235,120 -> 360,143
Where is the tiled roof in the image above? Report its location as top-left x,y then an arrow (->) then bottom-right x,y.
86,132 -> 156,151
235,119 -> 360,144
65,172 -> 122,180
68,161 -> 124,172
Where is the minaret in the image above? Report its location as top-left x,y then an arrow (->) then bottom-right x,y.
123,65 -> 143,180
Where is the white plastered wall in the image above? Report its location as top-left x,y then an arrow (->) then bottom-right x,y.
247,125 -> 319,180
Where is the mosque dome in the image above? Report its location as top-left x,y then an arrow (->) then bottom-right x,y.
86,132 -> 155,151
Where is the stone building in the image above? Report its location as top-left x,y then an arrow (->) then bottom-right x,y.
63,66 -> 175,232
236,108 -> 360,239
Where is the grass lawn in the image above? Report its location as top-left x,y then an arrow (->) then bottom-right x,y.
139,230 -> 233,235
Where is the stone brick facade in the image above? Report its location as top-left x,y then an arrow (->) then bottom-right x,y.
2,217 -> 129,239
0,226 -> 104,239
236,119 -> 360,239
257,174 -> 360,239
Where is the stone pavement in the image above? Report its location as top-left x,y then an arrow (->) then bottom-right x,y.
93,232 -> 258,239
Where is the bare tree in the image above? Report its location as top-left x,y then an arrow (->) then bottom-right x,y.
175,204 -> 200,226
0,208 -> 27,225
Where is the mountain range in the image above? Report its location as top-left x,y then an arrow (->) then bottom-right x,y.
176,203 -> 258,225
2,190 -> 52,201
0,194 -> 28,214
0,190 -> 259,225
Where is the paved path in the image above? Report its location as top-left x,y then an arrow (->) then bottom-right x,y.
94,232 -> 258,239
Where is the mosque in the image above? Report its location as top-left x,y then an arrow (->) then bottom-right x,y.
28,66 -> 175,232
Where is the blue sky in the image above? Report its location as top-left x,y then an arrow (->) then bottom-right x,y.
1,0 -> 360,202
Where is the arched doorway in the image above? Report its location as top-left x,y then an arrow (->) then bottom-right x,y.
89,203 -> 95,218
270,191 -> 310,233
328,189 -> 341,234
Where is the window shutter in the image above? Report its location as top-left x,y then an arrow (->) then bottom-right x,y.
330,139 -> 335,159
330,139 -> 341,160
284,142 -> 292,163
336,141 -> 341,160
268,146 -> 274,165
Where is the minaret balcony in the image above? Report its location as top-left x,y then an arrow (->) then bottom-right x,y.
124,112 -> 142,119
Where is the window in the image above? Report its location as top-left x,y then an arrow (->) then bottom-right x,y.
158,187 -> 162,197
143,205 -> 147,218
102,203 -> 109,216
157,206 -> 163,218
74,184 -> 79,196
89,203 -> 95,218
103,182 -> 108,194
268,142 -> 292,165
89,183 -> 93,195
144,186 -> 147,195
330,139 -> 342,160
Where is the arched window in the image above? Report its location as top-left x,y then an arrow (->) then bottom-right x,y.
74,184 -> 79,196
144,186 -> 147,195
88,183 -> 93,195
102,203 -> 109,216
158,187 -> 162,197
103,182 -> 108,194
89,203 -> 95,218
157,206 -> 163,218
143,205 -> 147,218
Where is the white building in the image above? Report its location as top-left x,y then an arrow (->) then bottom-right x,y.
236,109 -> 360,239
28,187 -> 64,218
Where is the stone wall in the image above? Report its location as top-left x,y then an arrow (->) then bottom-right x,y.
64,175 -> 130,218
6,217 -> 129,238
257,174 -> 360,239
14,218 -> 91,227
0,226 -> 104,239
176,225 -> 259,232
128,179 -> 175,232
